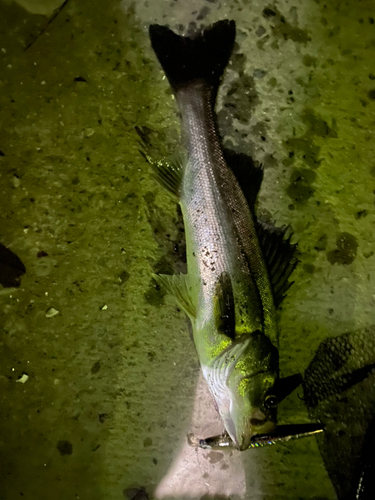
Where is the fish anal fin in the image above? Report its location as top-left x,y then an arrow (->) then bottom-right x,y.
213,272 -> 236,339
256,220 -> 299,308
153,273 -> 196,319
223,148 -> 263,210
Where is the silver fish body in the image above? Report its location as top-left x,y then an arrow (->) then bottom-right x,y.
148,20 -> 297,450
178,81 -> 277,345
178,82 -> 278,449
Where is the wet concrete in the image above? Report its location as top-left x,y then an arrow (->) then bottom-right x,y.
0,0 -> 374,499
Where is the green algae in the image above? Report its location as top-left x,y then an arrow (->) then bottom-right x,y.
0,1 -> 193,499
274,2 -> 375,497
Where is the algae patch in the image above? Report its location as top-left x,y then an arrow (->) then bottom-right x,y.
286,167 -> 316,204
261,6 -> 310,45
57,440 -> 73,456
327,232 -> 358,265
283,108 -> 338,206
284,108 -> 337,170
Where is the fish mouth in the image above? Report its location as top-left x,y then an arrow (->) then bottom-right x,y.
237,409 -> 276,451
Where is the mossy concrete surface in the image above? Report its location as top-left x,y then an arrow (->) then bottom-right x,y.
0,0 -> 374,499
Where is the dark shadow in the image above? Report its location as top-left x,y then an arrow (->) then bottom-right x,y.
303,325 -> 375,499
0,242 -> 26,287
351,413 -> 375,500
123,487 -> 150,500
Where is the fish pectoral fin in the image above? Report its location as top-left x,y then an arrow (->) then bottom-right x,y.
213,272 -> 236,339
153,273 -> 196,319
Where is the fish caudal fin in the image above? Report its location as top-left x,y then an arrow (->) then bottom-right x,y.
149,20 -> 236,93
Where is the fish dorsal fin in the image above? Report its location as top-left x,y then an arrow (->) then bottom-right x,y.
223,148 -> 263,210
142,150 -> 187,199
153,273 -> 196,319
213,272 -> 236,339
256,220 -> 299,308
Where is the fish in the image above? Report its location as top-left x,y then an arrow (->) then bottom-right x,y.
144,20 -> 305,451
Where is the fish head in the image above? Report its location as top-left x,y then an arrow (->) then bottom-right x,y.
215,331 -> 279,451
226,370 -> 278,450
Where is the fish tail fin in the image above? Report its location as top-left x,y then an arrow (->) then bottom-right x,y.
149,20 -> 236,93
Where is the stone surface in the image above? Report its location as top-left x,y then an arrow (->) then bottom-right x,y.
1,0 -> 375,499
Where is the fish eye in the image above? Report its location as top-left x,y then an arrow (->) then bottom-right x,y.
264,394 -> 278,409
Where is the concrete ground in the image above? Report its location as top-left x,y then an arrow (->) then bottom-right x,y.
0,0 -> 374,498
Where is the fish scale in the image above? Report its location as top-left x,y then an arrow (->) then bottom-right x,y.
178,83 -> 265,346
